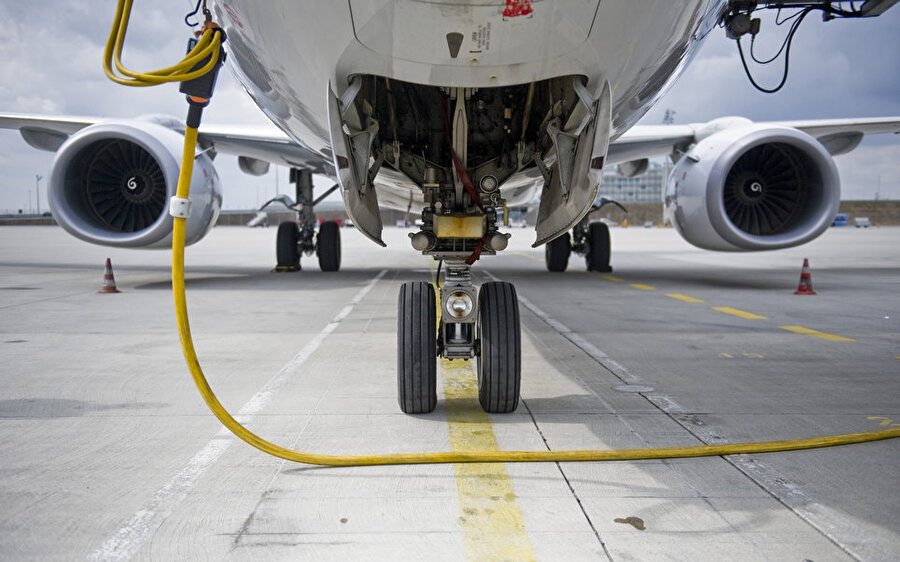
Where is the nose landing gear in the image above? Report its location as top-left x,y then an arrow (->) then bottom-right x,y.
398,195 -> 520,415
396,265 -> 522,415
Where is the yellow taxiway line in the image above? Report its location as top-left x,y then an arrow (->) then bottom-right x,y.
780,326 -> 856,342
712,306 -> 768,320
442,359 -> 535,561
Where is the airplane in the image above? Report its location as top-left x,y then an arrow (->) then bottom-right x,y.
2,0 -> 899,417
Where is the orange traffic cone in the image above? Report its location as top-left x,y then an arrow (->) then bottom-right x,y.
99,258 -> 121,293
794,258 -> 816,295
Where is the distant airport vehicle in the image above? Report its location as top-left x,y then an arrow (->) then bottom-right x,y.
1,1 -> 899,414
832,213 -> 849,226
855,217 -> 872,228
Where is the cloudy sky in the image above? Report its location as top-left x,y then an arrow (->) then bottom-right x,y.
0,1 -> 898,214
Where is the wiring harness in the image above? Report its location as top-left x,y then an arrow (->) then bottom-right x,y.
724,1 -> 868,93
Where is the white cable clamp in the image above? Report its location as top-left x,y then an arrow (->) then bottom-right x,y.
169,197 -> 192,219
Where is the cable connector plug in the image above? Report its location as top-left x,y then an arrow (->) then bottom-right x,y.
169,197 -> 193,219
179,23 -> 226,114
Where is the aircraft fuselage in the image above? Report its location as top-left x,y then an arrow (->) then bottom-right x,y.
214,1 -> 726,212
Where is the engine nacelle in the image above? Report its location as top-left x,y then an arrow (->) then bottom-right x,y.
48,119 -> 222,248
664,124 -> 840,251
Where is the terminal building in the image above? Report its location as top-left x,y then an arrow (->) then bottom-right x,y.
597,161 -> 668,204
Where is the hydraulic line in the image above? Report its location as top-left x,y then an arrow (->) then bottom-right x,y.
109,2 -> 900,467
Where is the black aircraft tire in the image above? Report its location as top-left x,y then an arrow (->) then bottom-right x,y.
397,281 -> 437,414
477,281 -> 521,413
317,221 -> 341,272
586,222 -> 612,272
545,232 -> 571,272
276,221 -> 300,268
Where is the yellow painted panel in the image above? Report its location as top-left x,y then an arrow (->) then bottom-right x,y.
435,215 -> 485,239
713,306 -> 767,320
630,283 -> 656,291
442,359 -> 535,561
780,326 -> 855,342
666,293 -> 704,303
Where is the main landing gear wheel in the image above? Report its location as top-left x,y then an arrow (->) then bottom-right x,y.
477,281 -> 521,413
397,281 -> 437,414
545,232 -> 571,272
276,221 -> 300,269
317,220 -> 341,272
585,222 -> 612,272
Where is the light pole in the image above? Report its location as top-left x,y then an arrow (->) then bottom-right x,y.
36,175 -> 43,215
662,109 -> 676,126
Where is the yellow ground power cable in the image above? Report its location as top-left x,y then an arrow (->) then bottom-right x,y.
103,0 -> 222,86
170,128 -> 899,466
104,2 -> 900,467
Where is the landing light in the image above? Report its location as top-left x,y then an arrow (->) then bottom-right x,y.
446,291 -> 474,319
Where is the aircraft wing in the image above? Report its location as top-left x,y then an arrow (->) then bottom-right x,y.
607,117 -> 900,164
0,113 -> 331,173
191,124 -> 333,174
6,112 -> 896,176
607,125 -> 696,165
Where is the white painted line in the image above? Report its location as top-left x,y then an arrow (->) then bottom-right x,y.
88,270 -> 387,562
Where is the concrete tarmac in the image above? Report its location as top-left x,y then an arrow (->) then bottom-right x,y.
0,224 -> 898,561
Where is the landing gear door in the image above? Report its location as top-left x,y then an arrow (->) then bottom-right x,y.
326,81 -> 385,246
533,81 -> 611,247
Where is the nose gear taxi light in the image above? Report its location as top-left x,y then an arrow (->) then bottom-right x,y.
445,291 -> 474,320
104,0 -> 900,467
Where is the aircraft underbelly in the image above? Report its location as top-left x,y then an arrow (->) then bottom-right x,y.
214,0 -> 724,158
348,0 -> 600,67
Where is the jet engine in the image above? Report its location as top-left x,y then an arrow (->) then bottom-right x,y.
664,123 -> 840,251
47,119 -> 222,248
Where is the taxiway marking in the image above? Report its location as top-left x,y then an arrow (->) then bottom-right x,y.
442,359 -> 535,561
866,416 -> 898,427
712,306 -> 767,320
590,272 -> 860,346
719,352 -> 765,359
88,270 -> 388,562
494,271 -> 890,561
666,293 -> 704,303
780,325 -> 855,342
